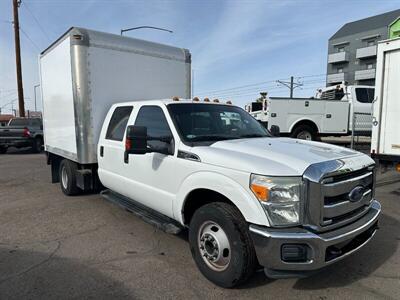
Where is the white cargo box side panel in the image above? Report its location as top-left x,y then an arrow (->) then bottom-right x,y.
87,46 -> 189,148
372,38 -> 400,156
41,37 -> 78,158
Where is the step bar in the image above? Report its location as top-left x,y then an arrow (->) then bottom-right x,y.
100,189 -> 184,234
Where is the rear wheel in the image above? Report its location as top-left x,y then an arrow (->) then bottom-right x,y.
0,146 -> 7,154
32,137 -> 43,153
189,202 -> 256,288
291,124 -> 318,141
59,159 -> 80,196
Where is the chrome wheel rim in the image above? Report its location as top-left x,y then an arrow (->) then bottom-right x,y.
297,130 -> 312,140
198,221 -> 231,272
61,166 -> 68,189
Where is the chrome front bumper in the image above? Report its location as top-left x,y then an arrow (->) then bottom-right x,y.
249,200 -> 381,278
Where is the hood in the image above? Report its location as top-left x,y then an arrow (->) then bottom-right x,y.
191,137 -> 368,176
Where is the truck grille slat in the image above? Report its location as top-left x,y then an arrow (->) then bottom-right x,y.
321,168 -> 374,229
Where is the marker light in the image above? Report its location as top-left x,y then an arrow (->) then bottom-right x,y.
250,184 -> 269,202
172,96 -> 179,101
213,99 -> 219,103
204,98 -> 210,102
192,97 -> 200,102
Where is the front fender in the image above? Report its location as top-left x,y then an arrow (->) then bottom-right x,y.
174,171 -> 270,226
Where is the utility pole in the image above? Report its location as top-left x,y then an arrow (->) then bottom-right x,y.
276,76 -> 303,98
34,84 -> 40,112
12,0 -> 25,117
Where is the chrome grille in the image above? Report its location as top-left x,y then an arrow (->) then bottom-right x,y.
303,156 -> 376,232
321,168 -> 373,228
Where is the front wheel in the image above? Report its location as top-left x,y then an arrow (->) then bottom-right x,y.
189,202 -> 257,288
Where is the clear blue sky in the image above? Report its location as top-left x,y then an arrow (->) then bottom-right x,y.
1,0 -> 400,113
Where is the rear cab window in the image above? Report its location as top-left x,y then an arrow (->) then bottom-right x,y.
9,119 -> 30,126
355,88 -> 375,103
105,106 -> 133,141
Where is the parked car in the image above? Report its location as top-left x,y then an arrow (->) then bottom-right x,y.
41,27 -> 381,287
246,84 -> 374,141
0,117 -> 43,154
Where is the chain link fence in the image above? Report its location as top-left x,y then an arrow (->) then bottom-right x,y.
350,112 -> 372,152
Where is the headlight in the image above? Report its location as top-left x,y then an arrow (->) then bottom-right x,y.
250,174 -> 303,226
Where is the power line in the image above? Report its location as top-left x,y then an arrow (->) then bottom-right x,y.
197,73 -> 327,96
19,26 -> 40,51
197,80 -> 277,95
198,83 -> 280,98
22,1 -> 50,42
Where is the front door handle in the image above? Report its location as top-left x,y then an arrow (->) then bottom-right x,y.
100,146 -> 104,157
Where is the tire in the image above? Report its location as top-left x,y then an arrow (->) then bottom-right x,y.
290,124 -> 318,141
32,137 -> 43,153
0,146 -> 7,154
59,159 -> 80,196
189,202 -> 257,288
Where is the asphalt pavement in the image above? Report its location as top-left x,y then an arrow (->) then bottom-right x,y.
0,149 -> 399,299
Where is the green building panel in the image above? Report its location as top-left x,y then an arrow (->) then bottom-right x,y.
389,17 -> 400,39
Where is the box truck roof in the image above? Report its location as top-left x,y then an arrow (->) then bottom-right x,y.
40,27 -> 191,64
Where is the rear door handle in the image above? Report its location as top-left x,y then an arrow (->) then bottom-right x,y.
100,146 -> 104,157
326,114 -> 332,118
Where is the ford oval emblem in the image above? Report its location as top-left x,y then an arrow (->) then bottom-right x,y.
348,186 -> 365,202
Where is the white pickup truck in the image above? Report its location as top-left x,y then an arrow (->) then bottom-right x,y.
246,85 -> 375,141
41,28 -> 381,287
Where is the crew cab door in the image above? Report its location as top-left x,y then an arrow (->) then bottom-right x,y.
123,105 -> 177,217
98,105 -> 134,193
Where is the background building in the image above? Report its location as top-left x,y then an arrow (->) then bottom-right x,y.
327,9 -> 400,86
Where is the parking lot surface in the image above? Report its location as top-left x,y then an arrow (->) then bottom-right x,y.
0,150 -> 399,299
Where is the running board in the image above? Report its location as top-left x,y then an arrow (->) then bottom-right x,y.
100,190 -> 183,234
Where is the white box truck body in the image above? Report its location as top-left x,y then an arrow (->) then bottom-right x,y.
40,27 -> 191,165
371,37 -> 400,169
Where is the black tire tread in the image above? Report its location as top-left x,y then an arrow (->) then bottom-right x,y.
59,160 -> 80,196
32,136 -> 43,153
190,202 -> 256,287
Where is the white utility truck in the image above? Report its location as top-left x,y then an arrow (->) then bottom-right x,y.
246,85 -> 374,141
41,27 -> 381,288
371,37 -> 400,171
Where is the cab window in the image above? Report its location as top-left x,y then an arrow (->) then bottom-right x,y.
106,106 -> 133,141
355,88 -> 375,103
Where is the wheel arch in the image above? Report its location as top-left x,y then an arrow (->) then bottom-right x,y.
175,171 -> 269,227
289,119 -> 320,134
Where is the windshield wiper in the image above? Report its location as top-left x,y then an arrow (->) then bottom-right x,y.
187,135 -> 235,142
239,134 -> 267,138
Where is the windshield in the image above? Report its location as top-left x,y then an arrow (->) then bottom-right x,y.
168,103 -> 271,144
